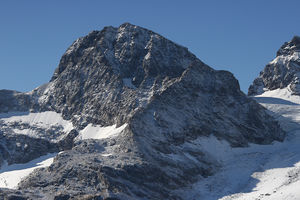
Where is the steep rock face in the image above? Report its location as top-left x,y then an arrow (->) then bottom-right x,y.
32,23 -> 284,145
0,23 -> 285,199
0,133 -> 57,167
36,23 -> 196,127
249,36 -> 300,95
139,65 -> 282,146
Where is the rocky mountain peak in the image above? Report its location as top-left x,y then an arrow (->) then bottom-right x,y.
249,36 -> 300,96
38,23 -> 199,127
51,23 -> 196,86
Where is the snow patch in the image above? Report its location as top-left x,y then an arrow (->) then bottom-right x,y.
0,111 -> 73,132
144,52 -> 151,60
101,153 -> 113,157
76,123 -> 127,140
0,111 -> 74,141
255,87 -> 300,105
190,135 -> 233,163
0,153 -> 57,189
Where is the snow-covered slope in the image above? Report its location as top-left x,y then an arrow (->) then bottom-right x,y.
176,89 -> 300,200
177,35 -> 300,199
0,153 -> 57,189
0,111 -> 74,141
215,36 -> 300,200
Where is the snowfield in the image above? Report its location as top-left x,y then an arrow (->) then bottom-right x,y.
0,153 -> 57,189
0,111 -> 74,141
179,87 -> 300,200
0,111 -> 73,132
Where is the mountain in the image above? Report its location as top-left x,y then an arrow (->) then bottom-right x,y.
0,23 -> 284,199
248,36 -> 300,96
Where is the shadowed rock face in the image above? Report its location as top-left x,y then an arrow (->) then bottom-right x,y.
277,36 -> 300,57
249,36 -> 300,96
0,133 -> 58,167
0,23 -> 285,199
0,90 -> 30,113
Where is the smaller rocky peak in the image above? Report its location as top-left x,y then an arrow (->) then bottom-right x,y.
249,36 -> 300,96
277,35 -> 300,57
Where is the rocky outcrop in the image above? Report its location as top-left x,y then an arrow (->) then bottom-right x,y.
249,36 -> 300,96
0,23 -> 285,199
0,90 -> 30,113
0,132 -> 58,167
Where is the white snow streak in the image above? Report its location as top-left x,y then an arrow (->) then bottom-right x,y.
76,123 -> 127,140
144,52 -> 151,60
270,51 -> 300,66
0,153 -> 57,189
0,111 -> 74,133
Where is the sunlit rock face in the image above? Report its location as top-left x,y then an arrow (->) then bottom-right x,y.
249,36 -> 300,96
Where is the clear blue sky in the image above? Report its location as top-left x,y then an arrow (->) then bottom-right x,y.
1,0 -> 299,93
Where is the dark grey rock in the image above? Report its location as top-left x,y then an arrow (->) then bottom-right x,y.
0,131 -> 58,167
57,129 -> 79,150
0,90 -> 30,113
